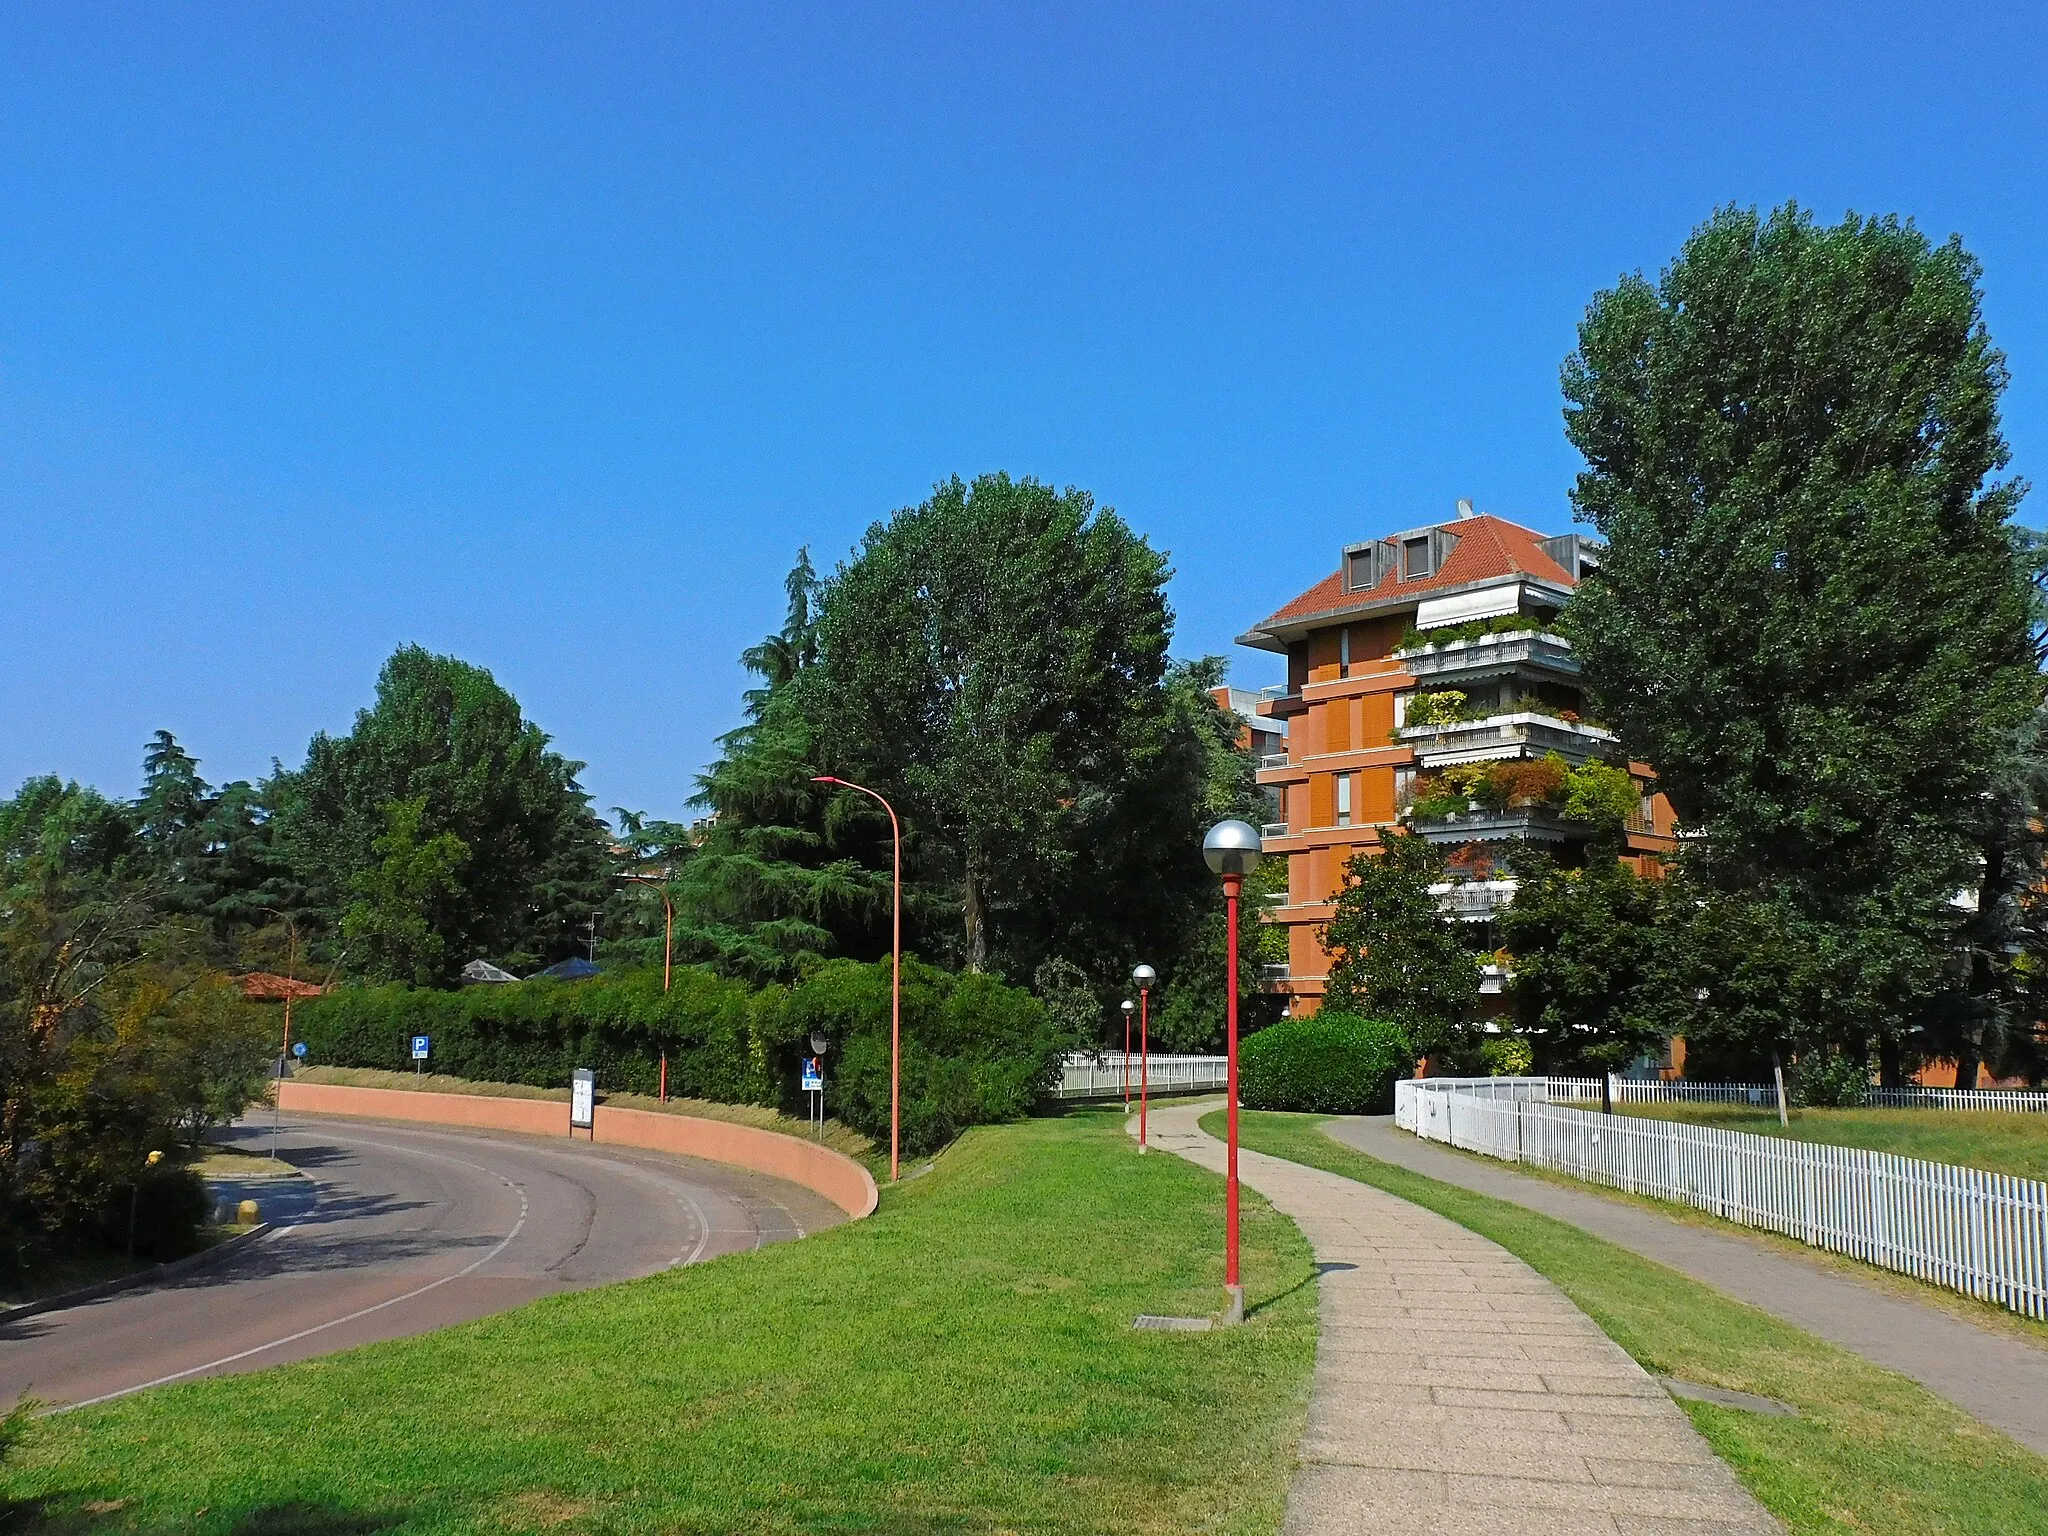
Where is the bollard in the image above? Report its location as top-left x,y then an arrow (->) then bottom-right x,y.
236,1198 -> 260,1227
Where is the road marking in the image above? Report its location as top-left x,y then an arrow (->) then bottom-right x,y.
54,1138 -> 530,1414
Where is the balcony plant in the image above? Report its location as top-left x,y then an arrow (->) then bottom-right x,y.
1395,614 -> 1560,653
1404,689 -> 1472,727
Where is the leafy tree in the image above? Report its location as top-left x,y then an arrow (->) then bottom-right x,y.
268,645 -> 609,974
813,473 -> 1225,986
668,554 -> 894,981
1321,831 -> 1480,1065
1501,842 -> 1665,1073
1561,203 -> 2043,1061
340,797 -> 472,986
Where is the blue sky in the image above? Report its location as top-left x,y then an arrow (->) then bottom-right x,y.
2,3 -> 2043,821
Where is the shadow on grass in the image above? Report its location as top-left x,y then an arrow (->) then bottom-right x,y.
0,1498 -> 408,1534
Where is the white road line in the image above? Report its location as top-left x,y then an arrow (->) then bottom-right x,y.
53,1138 -> 530,1414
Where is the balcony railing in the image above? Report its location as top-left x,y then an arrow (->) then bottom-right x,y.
1407,804 -> 1590,844
1427,878 -> 1520,921
1397,711 -> 1618,768
1259,751 -> 1290,769
1395,629 -> 1579,682
1260,821 -> 1289,840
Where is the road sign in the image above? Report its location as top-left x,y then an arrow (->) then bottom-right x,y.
292,1041 -> 308,1059
571,1067 -> 596,1131
801,1057 -> 824,1093
411,1035 -> 430,1061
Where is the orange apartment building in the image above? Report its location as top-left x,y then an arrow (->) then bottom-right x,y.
1239,502 -> 1678,1013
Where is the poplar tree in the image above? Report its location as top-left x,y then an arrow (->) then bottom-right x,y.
1561,204 -> 2042,1062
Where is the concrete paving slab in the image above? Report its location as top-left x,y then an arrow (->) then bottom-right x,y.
1138,1103 -> 1779,1535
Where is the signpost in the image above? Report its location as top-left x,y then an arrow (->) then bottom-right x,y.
571,1067 -> 596,1138
801,1056 -> 825,1139
411,1035 -> 430,1076
292,1040 -> 308,1059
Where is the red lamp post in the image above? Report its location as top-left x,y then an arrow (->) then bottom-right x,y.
614,869 -> 677,1100
1120,998 -> 1135,1111
812,775 -> 903,1183
1133,963 -> 1156,1149
1203,819 -> 1263,1324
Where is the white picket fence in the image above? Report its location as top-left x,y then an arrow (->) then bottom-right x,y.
1395,1076 -> 2048,1321
1545,1077 -> 2048,1114
1051,1051 -> 1229,1100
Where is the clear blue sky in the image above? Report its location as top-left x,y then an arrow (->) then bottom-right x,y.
3,3 -> 2042,822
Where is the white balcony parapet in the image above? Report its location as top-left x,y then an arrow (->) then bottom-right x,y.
1260,821 -> 1289,840
1408,805 -> 1587,844
1427,878 -> 1520,921
1396,629 -> 1579,683
1398,711 -> 1618,768
1259,751 -> 1290,769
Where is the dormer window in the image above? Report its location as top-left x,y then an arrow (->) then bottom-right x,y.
1345,548 -> 1377,591
1402,536 -> 1435,579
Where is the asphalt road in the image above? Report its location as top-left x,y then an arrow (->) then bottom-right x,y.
0,1114 -> 846,1412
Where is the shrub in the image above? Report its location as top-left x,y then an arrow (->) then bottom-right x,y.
1795,1049 -> 1872,1108
293,959 -> 1069,1155
1239,1012 -> 1413,1115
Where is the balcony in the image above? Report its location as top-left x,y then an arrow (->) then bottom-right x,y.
1479,962 -> 1508,996
1397,711 -> 1617,768
1260,821 -> 1289,841
1259,751 -> 1289,769
1406,804 -> 1591,845
1428,878 -> 1520,922
1257,683 -> 1306,720
1396,629 -> 1579,684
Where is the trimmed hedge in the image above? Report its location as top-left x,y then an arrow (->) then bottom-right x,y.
1239,1012 -> 1413,1115
293,958 -> 1069,1155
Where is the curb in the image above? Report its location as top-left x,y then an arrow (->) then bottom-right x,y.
0,1222 -> 277,1325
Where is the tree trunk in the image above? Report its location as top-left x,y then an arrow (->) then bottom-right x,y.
1878,1034 -> 1903,1089
962,855 -> 987,974
1952,1028 -> 1983,1093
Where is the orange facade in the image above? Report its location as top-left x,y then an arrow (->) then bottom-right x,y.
1239,506 -> 1677,1010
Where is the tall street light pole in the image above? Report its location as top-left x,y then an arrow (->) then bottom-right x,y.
1132,963 -> 1156,1149
813,775 -> 903,1183
614,869 -> 677,1101
1120,999 -> 1135,1111
1203,819 -> 1263,1326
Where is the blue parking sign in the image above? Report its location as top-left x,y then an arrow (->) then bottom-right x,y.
411,1035 -> 430,1061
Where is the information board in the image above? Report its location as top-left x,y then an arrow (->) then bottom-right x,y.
570,1067 -> 596,1130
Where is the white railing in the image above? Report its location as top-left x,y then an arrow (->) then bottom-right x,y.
1543,1078 -> 2048,1113
1394,1077 -> 2048,1321
1051,1052 -> 1228,1100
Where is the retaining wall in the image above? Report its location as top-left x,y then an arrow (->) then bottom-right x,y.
277,1080 -> 878,1219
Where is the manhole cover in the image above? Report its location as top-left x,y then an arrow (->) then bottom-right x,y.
1133,1315 -> 1212,1332
1660,1377 -> 1798,1417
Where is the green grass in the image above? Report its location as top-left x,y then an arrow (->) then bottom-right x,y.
1208,1108 -> 2048,1536
1,1108 -> 1316,1535
1616,1101 -> 2048,1181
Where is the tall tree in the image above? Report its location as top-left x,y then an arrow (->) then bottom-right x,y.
1321,831 -> 1480,1066
268,645 -> 608,977
813,473 -> 1215,983
1561,204 -> 2042,1060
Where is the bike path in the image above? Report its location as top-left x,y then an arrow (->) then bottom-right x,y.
1325,1115 -> 2048,1459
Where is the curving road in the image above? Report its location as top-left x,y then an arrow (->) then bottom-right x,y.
0,1115 -> 846,1412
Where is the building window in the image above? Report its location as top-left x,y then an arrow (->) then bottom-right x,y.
1336,773 -> 1353,827
1346,549 -> 1376,591
1402,536 -> 1433,579
1395,766 -> 1415,812
1639,788 -> 1656,832
1338,627 -> 1351,678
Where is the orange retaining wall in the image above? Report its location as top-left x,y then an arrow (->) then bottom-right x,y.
276,1081 -> 878,1219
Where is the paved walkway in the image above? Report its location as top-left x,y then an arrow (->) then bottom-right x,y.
1327,1116 -> 2048,1459
1141,1103 -> 1779,1534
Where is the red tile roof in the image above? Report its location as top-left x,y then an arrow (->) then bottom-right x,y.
1256,515 -> 1578,630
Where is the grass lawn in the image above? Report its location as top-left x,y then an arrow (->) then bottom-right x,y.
1615,1101 -> 2048,1181
1209,1109 -> 2048,1536
1,1107 -> 1316,1535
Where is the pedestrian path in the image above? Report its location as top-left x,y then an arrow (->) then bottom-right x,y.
1140,1102 -> 1779,1535
1327,1115 -> 2048,1459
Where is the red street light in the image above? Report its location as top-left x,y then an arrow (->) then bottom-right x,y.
812,775 -> 903,1183
1133,963 -> 1156,1149
1120,998 -> 1135,1111
1203,819 -> 1263,1324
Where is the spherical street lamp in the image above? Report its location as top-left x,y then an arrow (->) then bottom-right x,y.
1132,963 -> 1157,1150
1202,818 -> 1262,1323
813,776 -> 903,1182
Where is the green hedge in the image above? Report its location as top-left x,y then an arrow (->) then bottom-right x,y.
1239,1012 -> 1413,1115
293,959 -> 1069,1155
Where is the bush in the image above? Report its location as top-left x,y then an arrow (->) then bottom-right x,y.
1239,1012 -> 1413,1115
294,959 -> 1070,1155
1795,1049 -> 1871,1108
99,1164 -> 209,1261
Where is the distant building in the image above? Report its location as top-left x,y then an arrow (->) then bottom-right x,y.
1210,685 -> 1288,818
1237,502 -> 1676,1014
